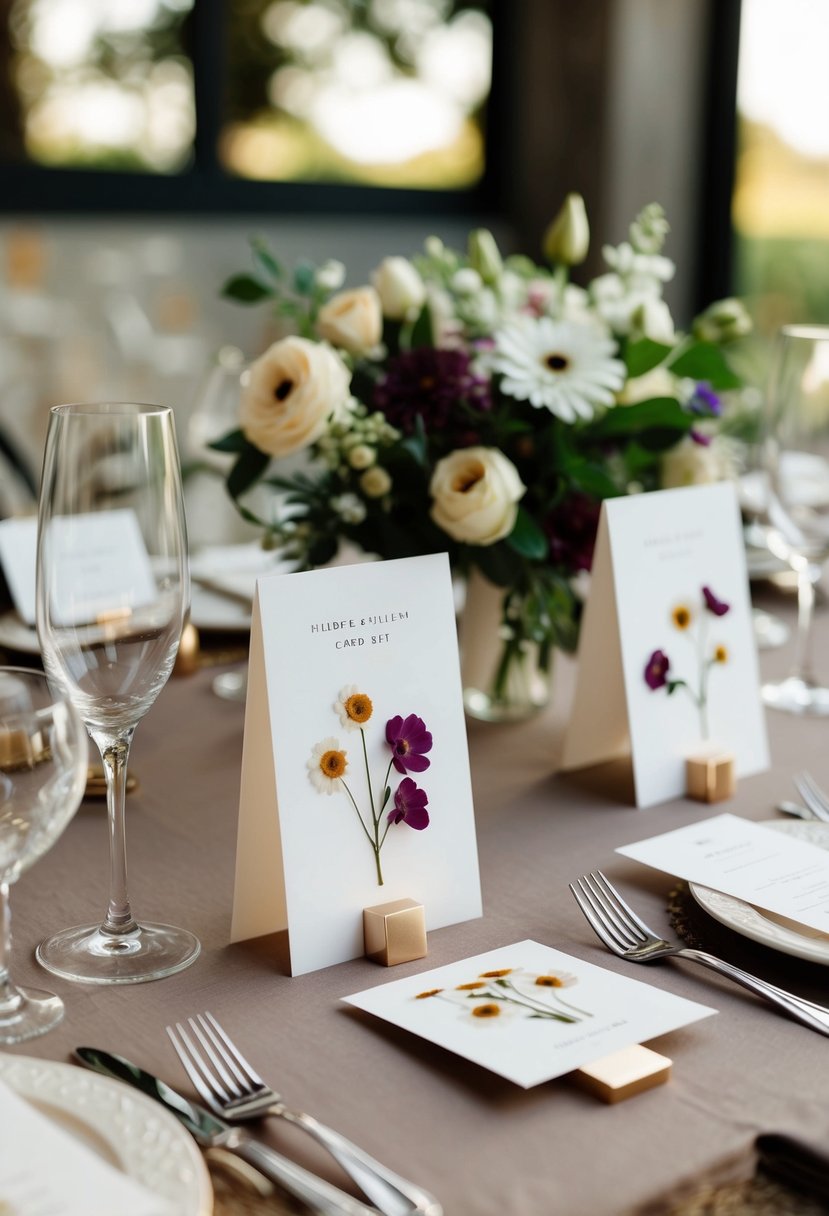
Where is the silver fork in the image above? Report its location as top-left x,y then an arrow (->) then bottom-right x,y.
569,871 -> 829,1036
793,771 -> 829,824
167,1012 -> 442,1216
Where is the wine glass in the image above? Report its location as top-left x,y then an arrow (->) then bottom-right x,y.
0,667 -> 87,1041
760,325 -> 829,714
36,403 -> 200,982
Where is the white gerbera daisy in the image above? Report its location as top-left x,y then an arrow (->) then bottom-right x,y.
493,317 -> 625,422
334,686 -> 374,731
307,737 -> 348,794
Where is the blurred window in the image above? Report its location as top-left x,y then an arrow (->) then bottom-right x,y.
733,0 -> 829,333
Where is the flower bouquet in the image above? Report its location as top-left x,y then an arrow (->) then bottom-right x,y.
213,196 -> 750,719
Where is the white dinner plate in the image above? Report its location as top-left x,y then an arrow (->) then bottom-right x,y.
689,819 -> 829,966
0,1053 -> 212,1214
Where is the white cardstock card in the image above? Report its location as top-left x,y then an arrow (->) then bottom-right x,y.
561,483 -> 769,807
231,553 -> 482,976
342,940 -> 716,1089
0,515 -> 38,624
618,813 -> 829,933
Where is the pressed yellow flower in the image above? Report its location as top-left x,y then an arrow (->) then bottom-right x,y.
479,968 -> 513,978
307,737 -> 348,794
535,975 -> 564,988
714,644 -> 728,664
415,988 -> 443,999
672,604 -> 693,630
471,1003 -> 501,1018
456,981 -> 486,991
321,750 -> 346,778
334,685 -> 374,730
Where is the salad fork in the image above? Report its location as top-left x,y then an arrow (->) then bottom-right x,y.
793,771 -> 829,824
569,870 -> 829,1036
167,1012 -> 442,1216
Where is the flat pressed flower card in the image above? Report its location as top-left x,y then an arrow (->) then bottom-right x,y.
342,941 -> 716,1088
561,483 -> 769,807
231,552 -> 482,975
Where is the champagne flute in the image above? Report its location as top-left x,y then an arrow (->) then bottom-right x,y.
0,668 -> 87,1041
760,326 -> 829,714
36,403 -> 200,982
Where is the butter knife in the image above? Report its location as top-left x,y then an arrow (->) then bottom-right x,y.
76,1048 -> 377,1216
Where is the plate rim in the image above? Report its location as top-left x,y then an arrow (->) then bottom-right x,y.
0,1052 -> 213,1214
688,819 -> 829,966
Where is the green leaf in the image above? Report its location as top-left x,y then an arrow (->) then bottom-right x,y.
506,507 -> 548,560
667,341 -> 741,389
308,534 -> 338,566
473,544 -> 524,588
227,445 -> 270,498
560,457 -> 620,499
409,303 -> 434,349
208,428 -> 248,454
666,679 -> 687,696
221,274 -> 273,304
381,786 -> 391,810
400,415 -> 428,467
250,238 -> 283,282
587,397 -> 692,440
293,261 -> 317,295
624,337 -> 674,379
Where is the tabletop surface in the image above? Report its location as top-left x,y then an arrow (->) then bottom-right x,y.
3,596 -> 829,1216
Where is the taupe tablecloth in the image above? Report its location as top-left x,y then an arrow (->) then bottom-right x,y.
5,601 -> 829,1216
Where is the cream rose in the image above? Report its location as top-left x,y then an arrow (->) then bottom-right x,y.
429,447 -> 526,546
371,257 -> 426,320
316,287 -> 382,354
240,336 -> 351,458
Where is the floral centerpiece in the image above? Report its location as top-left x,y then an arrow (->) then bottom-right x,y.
213,196 -> 750,719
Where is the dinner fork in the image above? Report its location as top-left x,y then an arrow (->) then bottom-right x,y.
167,1012 -> 442,1216
569,871 -> 829,1036
793,771 -> 829,824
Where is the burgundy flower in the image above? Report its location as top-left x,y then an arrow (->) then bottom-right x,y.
386,713 -> 432,774
372,348 -> 491,436
644,649 -> 670,690
388,777 -> 430,830
702,586 -> 730,617
690,428 -> 712,447
545,493 -> 602,574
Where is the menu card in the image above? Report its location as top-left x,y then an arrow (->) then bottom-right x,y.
617,813 -> 829,933
0,516 -> 37,624
343,940 -> 716,1088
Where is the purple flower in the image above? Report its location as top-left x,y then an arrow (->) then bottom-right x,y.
545,492 -> 602,574
386,713 -> 432,774
690,427 -> 712,447
702,586 -> 730,617
372,348 -> 491,437
388,777 -> 430,830
644,649 -> 670,690
688,383 -> 722,416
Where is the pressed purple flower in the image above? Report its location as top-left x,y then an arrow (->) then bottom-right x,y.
644,649 -> 670,690
386,713 -> 433,774
372,347 -> 491,436
689,427 -> 712,447
688,383 -> 722,416
702,586 -> 730,617
388,777 -> 430,830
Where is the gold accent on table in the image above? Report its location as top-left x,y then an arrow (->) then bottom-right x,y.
685,750 -> 736,803
173,622 -> 201,677
85,766 -> 139,800
0,727 -> 47,771
363,897 -> 427,966
572,1045 -> 671,1104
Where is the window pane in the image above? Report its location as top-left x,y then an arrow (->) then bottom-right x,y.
733,0 -> 829,332
5,0 -> 195,173
221,0 -> 493,190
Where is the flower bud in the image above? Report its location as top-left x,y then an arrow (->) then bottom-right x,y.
543,193 -> 590,266
692,297 -> 752,344
467,229 -> 503,284
371,257 -> 426,320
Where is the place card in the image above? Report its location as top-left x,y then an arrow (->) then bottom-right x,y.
561,483 -> 769,807
231,553 -> 482,976
0,515 -> 37,624
617,813 -> 829,934
44,509 -> 158,627
342,940 -> 715,1089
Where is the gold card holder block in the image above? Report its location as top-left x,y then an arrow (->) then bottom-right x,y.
686,749 -> 736,803
364,899 -> 427,967
572,1045 -> 672,1104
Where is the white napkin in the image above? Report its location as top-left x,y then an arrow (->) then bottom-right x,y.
0,1078 -> 174,1216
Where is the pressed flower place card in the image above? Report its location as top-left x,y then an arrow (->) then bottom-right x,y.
342,941 -> 716,1089
231,552 -> 482,975
561,483 -> 769,807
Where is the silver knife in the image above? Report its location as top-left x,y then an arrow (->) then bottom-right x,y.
76,1047 -> 378,1216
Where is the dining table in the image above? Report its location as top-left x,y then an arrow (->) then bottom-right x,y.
2,584 -> 828,1216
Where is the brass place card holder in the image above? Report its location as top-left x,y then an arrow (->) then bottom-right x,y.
364,898 -> 427,967
686,750 -> 736,803
572,1045 -> 672,1103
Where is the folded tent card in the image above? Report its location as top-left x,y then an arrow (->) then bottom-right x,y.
561,483 -> 769,807
231,553 -> 482,976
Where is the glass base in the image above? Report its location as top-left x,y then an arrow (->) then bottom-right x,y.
752,608 -> 790,651
0,985 -> 64,1044
762,675 -> 829,716
36,922 -> 200,985
463,685 -> 549,724
212,669 -> 248,702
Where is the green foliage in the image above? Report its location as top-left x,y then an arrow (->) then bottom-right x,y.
667,341 -> 741,390
221,274 -> 273,304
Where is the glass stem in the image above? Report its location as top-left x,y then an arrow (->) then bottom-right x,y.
0,882 -> 20,1012
91,729 -> 138,936
792,563 -> 818,683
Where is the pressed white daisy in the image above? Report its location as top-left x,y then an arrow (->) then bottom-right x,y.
334,686 -> 374,731
307,737 -> 348,794
493,317 -> 625,422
